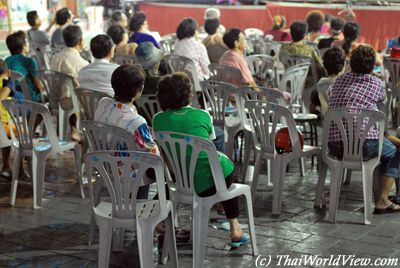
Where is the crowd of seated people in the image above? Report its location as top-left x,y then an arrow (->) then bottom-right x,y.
1,6 -> 400,261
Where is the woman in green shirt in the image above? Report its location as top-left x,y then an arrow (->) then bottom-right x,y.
153,72 -> 249,247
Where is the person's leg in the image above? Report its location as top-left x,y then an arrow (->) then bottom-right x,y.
1,147 -> 11,174
198,172 -> 244,240
213,126 -> 225,152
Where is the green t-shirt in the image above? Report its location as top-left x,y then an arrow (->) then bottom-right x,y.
153,106 -> 234,193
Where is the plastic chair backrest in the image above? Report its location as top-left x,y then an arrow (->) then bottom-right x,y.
316,80 -> 332,117
245,54 -> 275,86
200,80 -> 238,128
278,63 -> 310,109
160,39 -> 175,55
208,63 -> 243,86
280,54 -> 318,88
84,151 -> 166,219
112,55 -> 136,65
135,94 -> 161,126
245,100 -> 301,157
265,41 -> 282,57
82,120 -> 138,152
10,71 -> 32,101
3,99 -> 59,151
74,88 -> 112,120
164,55 -> 201,90
383,57 -> 400,93
249,38 -> 266,55
154,131 -> 226,196
322,108 -> 385,163
36,70 -> 76,113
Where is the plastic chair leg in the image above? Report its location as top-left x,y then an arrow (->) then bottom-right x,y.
362,165 -> 375,225
344,169 -> 352,185
98,221 -> 112,268
10,149 -> 22,206
241,131 -> 253,181
328,166 -> 343,223
243,189 -> 258,256
192,201 -> 210,268
161,211 -> 178,267
267,159 -> 272,186
251,152 -> 263,201
73,143 -> 85,198
32,150 -> 50,209
299,157 -> 305,177
272,159 -> 285,215
314,162 -> 328,208
136,221 -> 155,268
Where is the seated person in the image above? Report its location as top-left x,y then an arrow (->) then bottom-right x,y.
5,31 -> 43,103
128,12 -> 160,49
110,10 -> 128,28
50,25 -> 88,141
279,21 -> 326,88
135,42 -> 163,95
318,17 -> 344,50
306,10 -> 325,43
78,34 -> 119,96
264,15 -> 291,42
328,45 -> 400,214
202,18 -> 228,64
200,7 -> 226,34
26,10 -> 54,52
219,28 -> 256,87
51,7 -> 73,48
94,64 -> 158,199
173,18 -> 210,80
153,72 -> 250,247
317,47 -> 346,116
107,24 -> 138,56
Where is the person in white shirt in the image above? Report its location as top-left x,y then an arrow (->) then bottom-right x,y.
78,34 -> 119,96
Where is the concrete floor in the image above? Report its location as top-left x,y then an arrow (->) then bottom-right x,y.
1,136 -> 400,268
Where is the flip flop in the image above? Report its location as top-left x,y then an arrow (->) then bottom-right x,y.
373,203 -> 400,214
230,233 -> 251,248
388,195 -> 400,205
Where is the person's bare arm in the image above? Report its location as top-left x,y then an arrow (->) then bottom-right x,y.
32,76 -> 44,92
385,133 -> 400,147
0,86 -> 11,101
44,18 -> 55,33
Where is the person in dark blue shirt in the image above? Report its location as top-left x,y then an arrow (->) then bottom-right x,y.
128,11 -> 160,49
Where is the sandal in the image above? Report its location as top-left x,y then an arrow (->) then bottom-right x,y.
230,233 -> 251,248
388,195 -> 400,205
0,171 -> 11,179
374,203 -> 400,214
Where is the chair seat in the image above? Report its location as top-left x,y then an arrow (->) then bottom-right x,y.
94,201 -> 112,219
293,113 -> 318,120
137,200 -> 173,221
225,117 -> 241,128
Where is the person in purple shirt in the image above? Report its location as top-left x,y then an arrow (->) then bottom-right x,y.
128,11 -> 160,49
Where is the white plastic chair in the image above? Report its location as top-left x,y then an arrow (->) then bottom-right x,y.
245,54 -> 275,87
200,80 -> 241,160
315,108 -> 385,225
244,28 -> 264,38
3,99 -> 84,208
245,100 -> 323,215
237,87 -> 285,180
112,54 -> 136,65
74,88 -> 112,121
316,80 -> 333,118
10,70 -> 33,101
160,39 -> 175,55
84,151 -> 178,268
154,131 -> 258,268
36,70 -> 80,141
135,94 -> 161,126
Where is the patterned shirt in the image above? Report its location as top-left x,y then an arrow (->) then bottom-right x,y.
173,37 -> 210,79
94,97 -> 158,155
328,72 -> 385,142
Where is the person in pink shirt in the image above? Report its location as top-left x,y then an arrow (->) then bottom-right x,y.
219,28 -> 256,87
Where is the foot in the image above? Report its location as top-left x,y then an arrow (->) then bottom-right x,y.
374,203 -> 400,214
375,199 -> 400,210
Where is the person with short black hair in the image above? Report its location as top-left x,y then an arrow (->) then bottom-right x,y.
51,7 -> 73,48
5,31 -> 43,103
219,28 -> 256,87
78,35 -> 119,96
94,64 -> 158,155
332,22 -> 360,55
50,24 -> 88,142
128,11 -> 160,49
202,18 -> 228,63
328,44 -> 400,214
110,10 -> 128,28
306,10 -> 325,42
173,17 -> 210,79
264,15 -> 292,42
26,10 -> 54,53
318,17 -> 344,49
317,47 -> 346,116
153,72 -> 251,248
107,24 -> 138,56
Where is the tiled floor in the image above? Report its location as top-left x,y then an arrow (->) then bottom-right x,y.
1,137 -> 400,268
